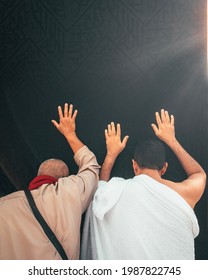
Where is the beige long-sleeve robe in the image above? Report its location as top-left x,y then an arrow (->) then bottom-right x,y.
0,145 -> 100,260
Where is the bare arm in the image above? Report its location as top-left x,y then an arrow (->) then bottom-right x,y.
51,103 -> 84,154
100,122 -> 129,181
152,109 -> 206,207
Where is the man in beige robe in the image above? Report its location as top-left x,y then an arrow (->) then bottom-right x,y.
0,103 -> 100,260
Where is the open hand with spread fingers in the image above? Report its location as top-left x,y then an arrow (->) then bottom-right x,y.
105,122 -> 129,159
52,103 -> 78,139
151,109 -> 176,146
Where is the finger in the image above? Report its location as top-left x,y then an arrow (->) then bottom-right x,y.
151,123 -> 159,135
122,135 -> 129,147
104,129 -> 108,139
161,109 -> 166,123
58,106 -> 63,119
111,122 -> 115,135
51,120 -> 59,129
72,109 -> 78,120
64,103 -> 68,117
69,104 -> 73,116
116,123 -> 121,137
165,110 -> 170,122
155,112 -> 161,125
108,124 -> 112,134
170,114 -> 174,125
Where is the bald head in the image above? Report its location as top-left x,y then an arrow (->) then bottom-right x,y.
37,159 -> 69,179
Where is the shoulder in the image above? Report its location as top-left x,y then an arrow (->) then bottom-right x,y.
99,176 -> 127,185
160,176 -> 206,209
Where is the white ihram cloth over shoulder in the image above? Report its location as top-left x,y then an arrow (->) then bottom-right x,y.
80,174 -> 199,260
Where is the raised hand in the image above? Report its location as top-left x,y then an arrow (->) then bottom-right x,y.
105,122 -> 129,159
52,103 -> 78,138
100,122 -> 129,181
151,109 -> 175,146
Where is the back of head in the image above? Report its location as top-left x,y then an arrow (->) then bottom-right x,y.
37,159 -> 69,179
133,139 -> 166,170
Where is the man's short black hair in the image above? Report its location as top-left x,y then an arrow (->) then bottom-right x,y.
133,139 -> 166,170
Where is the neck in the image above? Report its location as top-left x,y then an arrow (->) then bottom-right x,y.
135,168 -> 162,180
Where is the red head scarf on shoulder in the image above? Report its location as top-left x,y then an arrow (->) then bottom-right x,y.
28,175 -> 58,190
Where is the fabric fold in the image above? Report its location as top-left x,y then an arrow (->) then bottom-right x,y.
81,174 -> 199,260
92,178 -> 128,220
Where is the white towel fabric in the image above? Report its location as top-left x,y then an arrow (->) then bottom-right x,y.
80,174 -> 199,260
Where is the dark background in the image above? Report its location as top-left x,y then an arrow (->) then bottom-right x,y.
0,0 -> 207,259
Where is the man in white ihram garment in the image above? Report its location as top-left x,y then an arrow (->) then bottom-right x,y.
81,109 -> 206,260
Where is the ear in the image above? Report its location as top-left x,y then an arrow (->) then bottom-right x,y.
132,159 -> 139,175
160,162 -> 168,176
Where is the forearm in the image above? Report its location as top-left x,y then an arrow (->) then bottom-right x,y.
167,138 -> 206,178
65,132 -> 84,155
100,155 -> 117,181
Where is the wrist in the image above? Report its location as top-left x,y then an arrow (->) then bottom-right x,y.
65,132 -> 77,141
106,152 -> 119,161
165,137 -> 178,149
